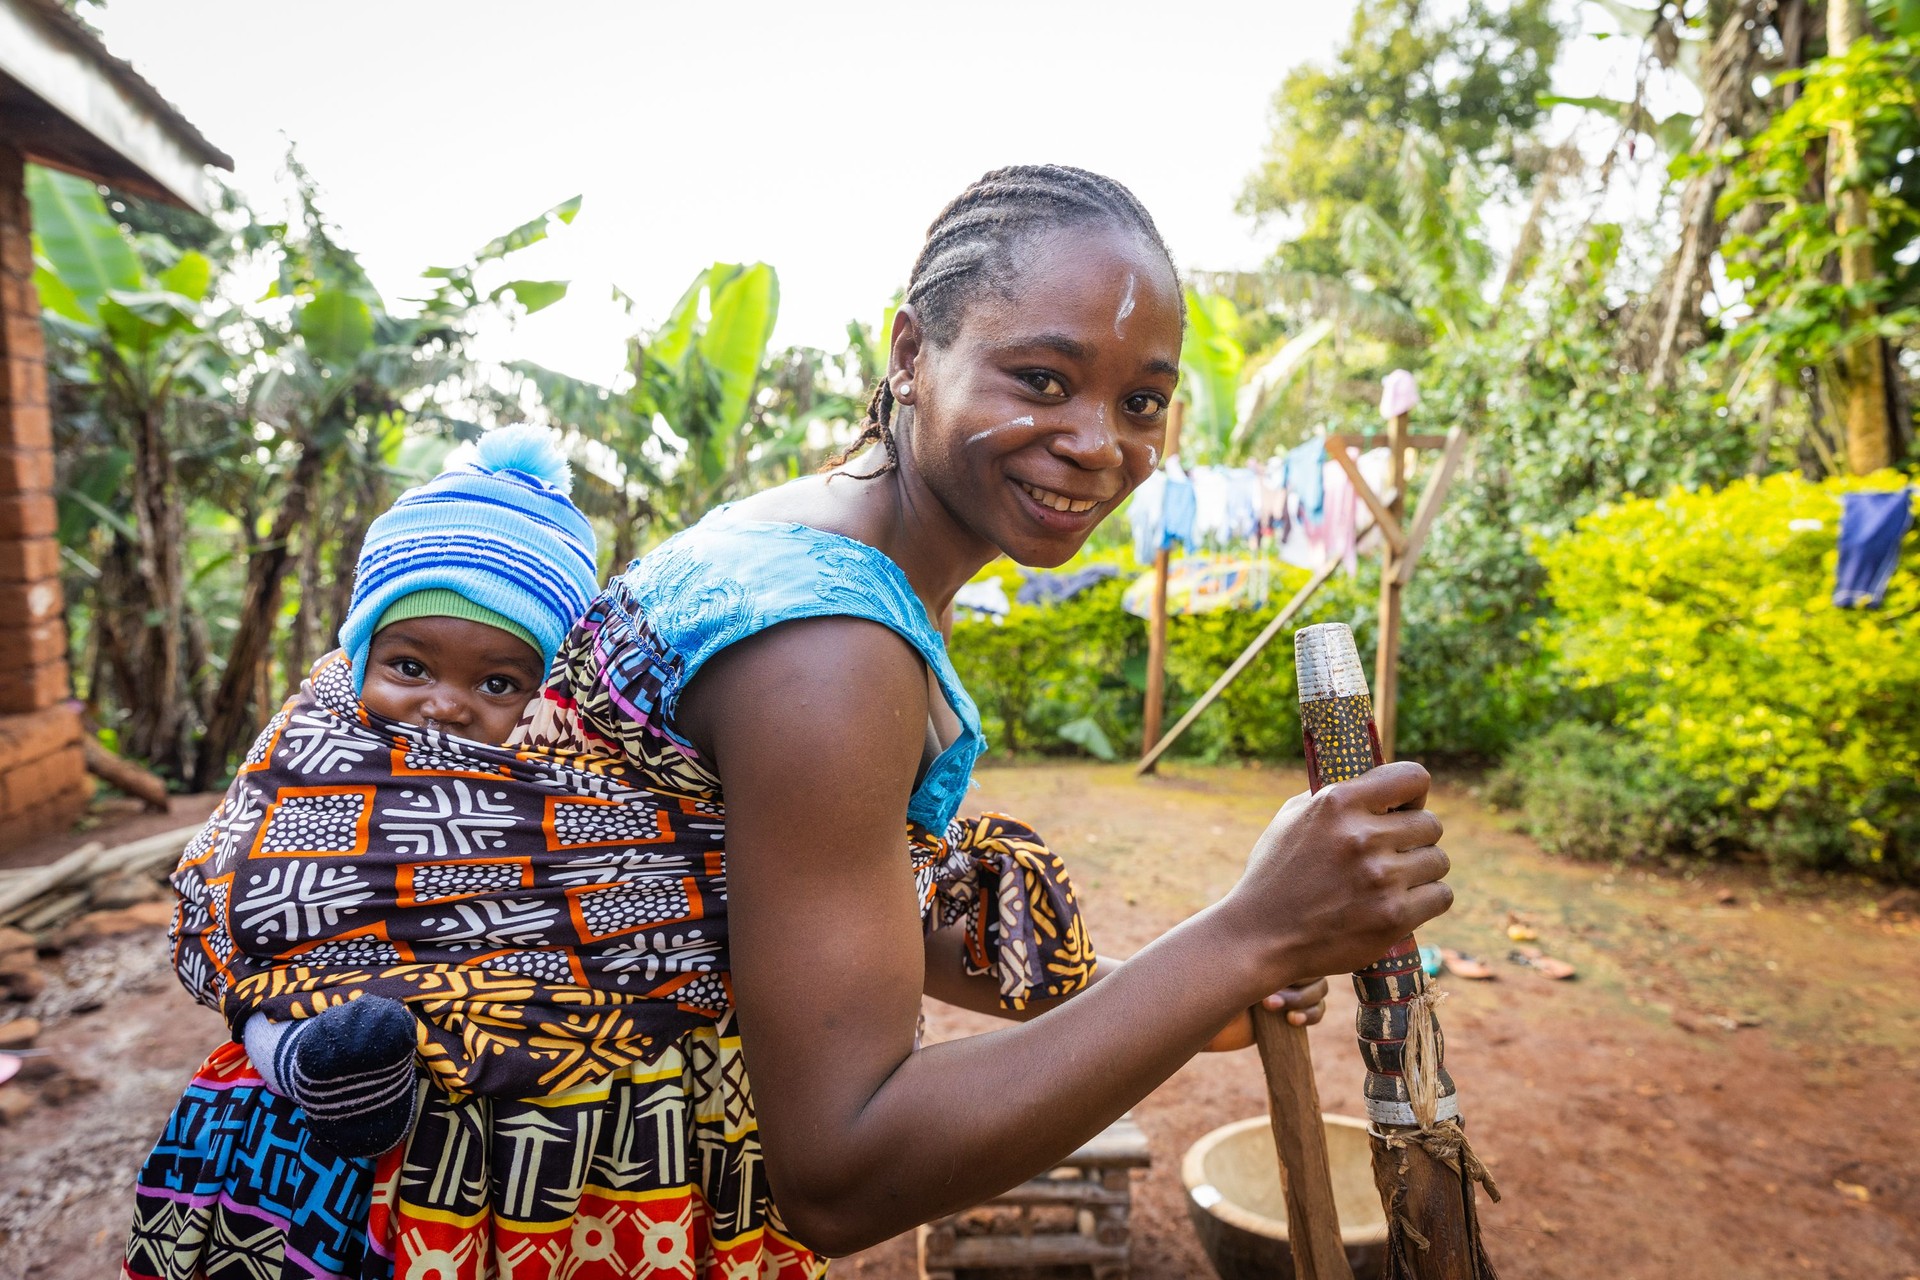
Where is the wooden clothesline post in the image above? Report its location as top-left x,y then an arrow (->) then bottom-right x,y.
1139,400 -> 1184,769
1134,406 -> 1465,774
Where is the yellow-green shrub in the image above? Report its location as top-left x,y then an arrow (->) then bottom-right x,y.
1536,472 -> 1920,877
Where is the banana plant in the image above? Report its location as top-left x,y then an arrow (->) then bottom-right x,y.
31,157 -> 581,785
516,261 -> 784,545
186,170 -> 581,787
31,166 -> 235,774
1176,288 -> 1338,463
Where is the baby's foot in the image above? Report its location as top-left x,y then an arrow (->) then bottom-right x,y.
245,998 -> 420,1157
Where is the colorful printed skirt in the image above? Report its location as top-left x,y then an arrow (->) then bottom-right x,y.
125,1016 -> 823,1280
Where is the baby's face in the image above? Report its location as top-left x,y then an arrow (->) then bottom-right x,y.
361,617 -> 544,745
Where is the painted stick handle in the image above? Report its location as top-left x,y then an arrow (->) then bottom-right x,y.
1296,623 -> 1458,1130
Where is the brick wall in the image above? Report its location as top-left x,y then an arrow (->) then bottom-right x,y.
0,145 -> 88,839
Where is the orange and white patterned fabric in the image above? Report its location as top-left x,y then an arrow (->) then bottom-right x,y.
130,514 -> 1097,1280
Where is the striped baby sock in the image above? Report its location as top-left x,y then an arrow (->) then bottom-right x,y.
243,997 -> 420,1157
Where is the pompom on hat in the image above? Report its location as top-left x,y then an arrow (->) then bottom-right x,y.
339,424 -> 599,691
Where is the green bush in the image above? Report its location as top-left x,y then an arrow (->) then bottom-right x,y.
948,577 -> 1145,758
949,552 -> 1553,766
1535,471 -> 1920,879
1486,722 -> 1730,863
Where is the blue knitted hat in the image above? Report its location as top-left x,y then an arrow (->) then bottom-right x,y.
339,424 -> 599,691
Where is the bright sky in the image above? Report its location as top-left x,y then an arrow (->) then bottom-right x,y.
90,2 -> 1665,386
89,0 -> 1373,383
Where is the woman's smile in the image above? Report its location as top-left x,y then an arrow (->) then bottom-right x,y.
1014,479 -> 1102,514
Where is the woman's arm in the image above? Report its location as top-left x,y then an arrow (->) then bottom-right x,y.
921,930 -> 1330,1046
681,616 -> 1448,1256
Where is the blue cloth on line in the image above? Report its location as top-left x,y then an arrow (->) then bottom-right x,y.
1161,465 -> 1197,552
1285,439 -> 1327,521
1834,488 -> 1914,609
1016,564 -> 1121,606
1129,470 -> 1167,566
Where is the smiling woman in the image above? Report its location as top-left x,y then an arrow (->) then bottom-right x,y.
126,165 -> 1454,1280
627,164 -> 1452,1261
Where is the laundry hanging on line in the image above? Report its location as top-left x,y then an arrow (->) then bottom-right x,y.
1017,563 -> 1122,606
1126,445 -> 1394,572
1834,488 -> 1915,609
1121,555 -> 1276,618
953,577 -> 1011,623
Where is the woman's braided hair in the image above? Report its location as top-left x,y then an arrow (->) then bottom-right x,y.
826,164 -> 1180,479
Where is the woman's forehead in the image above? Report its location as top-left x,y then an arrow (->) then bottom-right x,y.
970,224 -> 1182,352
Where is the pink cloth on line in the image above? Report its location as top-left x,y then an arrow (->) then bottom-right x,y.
1380,369 -> 1418,419
1319,450 -> 1360,574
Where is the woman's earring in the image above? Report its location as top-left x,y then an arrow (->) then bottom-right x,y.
898,380 -> 913,400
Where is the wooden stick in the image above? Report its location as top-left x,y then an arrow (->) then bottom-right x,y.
1135,559 -> 1334,775
1394,427 -> 1466,587
1139,401 -> 1184,769
1134,498 -> 1389,776
0,842 -> 105,923
1324,437 -> 1405,555
1375,413 -> 1409,763
1253,1008 -> 1356,1280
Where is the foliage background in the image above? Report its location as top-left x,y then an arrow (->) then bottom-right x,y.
36,0 -> 1920,883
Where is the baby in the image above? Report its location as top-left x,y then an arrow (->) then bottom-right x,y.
240,423 -> 599,1156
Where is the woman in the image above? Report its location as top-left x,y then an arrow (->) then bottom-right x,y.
128,164 -> 1449,1279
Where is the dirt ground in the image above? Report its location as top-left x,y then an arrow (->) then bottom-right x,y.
3,763 -> 1918,1280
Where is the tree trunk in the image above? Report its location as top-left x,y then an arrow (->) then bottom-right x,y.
287,486 -> 324,682
1827,0 -> 1894,474
319,468 -> 383,649
610,491 -> 637,572
190,443 -> 326,788
124,402 -> 188,775
1637,0 -> 1769,385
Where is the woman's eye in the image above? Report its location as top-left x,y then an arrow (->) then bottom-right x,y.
1125,393 -> 1167,418
481,676 -> 520,697
1019,371 -> 1068,398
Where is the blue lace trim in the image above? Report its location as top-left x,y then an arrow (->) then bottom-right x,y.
614,511 -> 983,831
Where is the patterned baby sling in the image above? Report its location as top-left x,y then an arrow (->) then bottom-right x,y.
169,587 -> 1096,1097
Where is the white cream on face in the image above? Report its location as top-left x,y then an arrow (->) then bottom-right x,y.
1114,272 -> 1138,337
965,415 -> 1035,447
1147,445 -> 1159,468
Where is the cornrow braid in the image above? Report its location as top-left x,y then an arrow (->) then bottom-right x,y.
825,164 -> 1180,481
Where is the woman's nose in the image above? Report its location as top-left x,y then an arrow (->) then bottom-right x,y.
1051,404 -> 1124,469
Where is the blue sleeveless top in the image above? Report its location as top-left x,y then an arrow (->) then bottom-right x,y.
614,508 -> 984,832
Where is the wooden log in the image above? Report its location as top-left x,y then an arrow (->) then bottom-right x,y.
0,841 -> 102,923
1252,1008 -> 1356,1280
16,888 -> 88,932
0,824 -> 197,923
93,825 -> 200,875
81,737 -> 169,811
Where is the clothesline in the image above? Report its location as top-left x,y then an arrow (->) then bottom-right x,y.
1128,439 -> 1398,576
